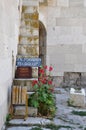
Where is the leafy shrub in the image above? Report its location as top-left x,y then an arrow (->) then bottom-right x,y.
28,66 -> 56,117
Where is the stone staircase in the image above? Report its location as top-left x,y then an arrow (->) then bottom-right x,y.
12,0 -> 41,117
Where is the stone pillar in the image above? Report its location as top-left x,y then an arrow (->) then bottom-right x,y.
17,0 -> 40,78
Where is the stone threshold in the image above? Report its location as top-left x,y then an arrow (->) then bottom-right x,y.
8,117 -> 53,126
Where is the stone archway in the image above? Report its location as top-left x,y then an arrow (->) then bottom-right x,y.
39,21 -> 47,66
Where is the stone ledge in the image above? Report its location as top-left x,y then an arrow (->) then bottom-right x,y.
6,126 -> 51,130
8,118 -> 53,126
14,106 -> 37,117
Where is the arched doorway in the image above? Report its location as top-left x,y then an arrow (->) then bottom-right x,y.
39,21 -> 47,66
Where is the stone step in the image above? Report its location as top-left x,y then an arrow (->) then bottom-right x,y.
21,12 -> 38,21
20,19 -> 39,28
22,6 -> 38,14
18,44 -> 39,57
13,106 -> 37,117
19,35 -> 39,45
20,28 -> 38,36
6,126 -> 51,130
22,0 -> 39,6
8,117 -> 52,126
22,7 -> 38,14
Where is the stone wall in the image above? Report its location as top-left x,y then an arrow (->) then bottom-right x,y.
39,0 -> 86,87
39,0 -> 86,77
0,0 -> 20,129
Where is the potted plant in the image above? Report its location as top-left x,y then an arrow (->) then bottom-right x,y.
28,66 -> 56,117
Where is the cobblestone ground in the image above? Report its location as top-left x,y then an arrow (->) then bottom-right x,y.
5,88 -> 86,130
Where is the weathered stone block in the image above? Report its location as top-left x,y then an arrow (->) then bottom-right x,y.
48,0 -> 57,6
22,29 -> 39,37
18,44 -> 39,57
70,88 -> 85,107
81,72 -> 86,86
14,106 -> 37,116
53,76 -> 63,87
24,12 -> 38,20
64,72 -> 81,87
19,35 -> 39,45
22,6 -> 28,13
20,28 -> 39,38
25,6 -> 38,13
23,0 -> 39,6
30,21 -> 39,28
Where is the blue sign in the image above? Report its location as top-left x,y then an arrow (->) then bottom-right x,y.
16,58 -> 41,67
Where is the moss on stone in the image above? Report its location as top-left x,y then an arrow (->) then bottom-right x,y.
22,6 -> 27,13
72,110 -> 86,116
25,21 -> 30,26
26,45 -> 39,56
19,35 -> 23,42
24,13 -> 30,19
30,13 -> 39,20
31,21 -> 39,28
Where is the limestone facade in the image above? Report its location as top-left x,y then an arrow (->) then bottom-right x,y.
39,0 -> 86,86
0,0 -> 20,129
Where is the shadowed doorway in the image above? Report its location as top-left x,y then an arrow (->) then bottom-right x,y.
39,21 -> 47,66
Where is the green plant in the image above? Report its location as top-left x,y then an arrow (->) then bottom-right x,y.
45,124 -> 73,130
28,66 -> 56,117
72,110 -> 86,116
5,114 -> 12,125
6,114 -> 11,122
67,99 -> 74,106
31,127 -> 43,130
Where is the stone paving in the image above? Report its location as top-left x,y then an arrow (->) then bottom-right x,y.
6,87 -> 86,130
54,88 -> 86,130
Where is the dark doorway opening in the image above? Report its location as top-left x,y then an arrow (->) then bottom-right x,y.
39,21 -> 47,66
